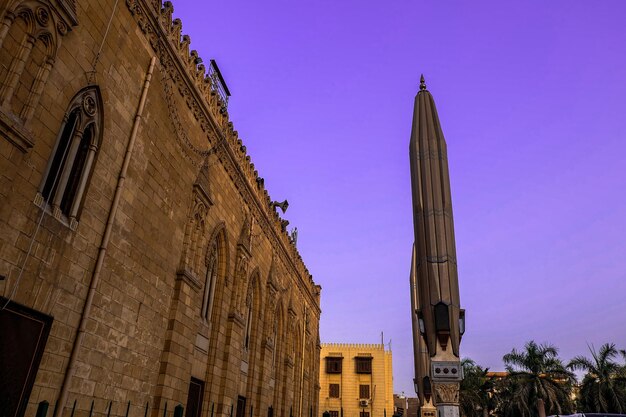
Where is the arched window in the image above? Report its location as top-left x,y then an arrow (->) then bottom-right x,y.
201,225 -> 227,324
272,305 -> 284,373
244,289 -> 253,350
0,1 -> 62,125
202,241 -> 218,322
36,86 -> 103,229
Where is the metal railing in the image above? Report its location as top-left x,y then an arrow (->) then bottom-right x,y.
32,399 -> 186,417
208,60 -> 231,110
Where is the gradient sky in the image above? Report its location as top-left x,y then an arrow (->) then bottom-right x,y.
170,0 -> 626,394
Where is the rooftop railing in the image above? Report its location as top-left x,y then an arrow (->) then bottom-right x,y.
208,59 -> 231,110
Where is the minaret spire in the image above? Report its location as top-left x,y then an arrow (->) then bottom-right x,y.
408,77 -> 464,417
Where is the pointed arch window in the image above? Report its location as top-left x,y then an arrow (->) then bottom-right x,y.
36,86 -> 103,230
0,1 -> 71,152
202,241 -> 219,323
244,290 -> 253,350
272,318 -> 278,367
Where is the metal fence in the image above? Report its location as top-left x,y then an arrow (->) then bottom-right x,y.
31,400 -> 185,417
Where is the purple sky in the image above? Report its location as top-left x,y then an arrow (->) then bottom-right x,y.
171,0 -> 626,394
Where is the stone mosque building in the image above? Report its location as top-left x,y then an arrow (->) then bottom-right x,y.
0,1 -> 322,417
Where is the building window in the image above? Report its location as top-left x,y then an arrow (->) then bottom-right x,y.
326,356 -> 343,374
329,383 -> 340,398
244,290 -> 253,350
359,384 -> 370,399
202,240 -> 219,322
0,1 -> 61,128
326,357 -> 342,373
329,412 -> 339,417
36,86 -> 102,229
355,357 -> 372,374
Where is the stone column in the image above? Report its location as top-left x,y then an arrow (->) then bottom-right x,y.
433,383 -> 460,417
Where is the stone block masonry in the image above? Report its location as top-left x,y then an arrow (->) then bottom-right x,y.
0,1 -> 321,417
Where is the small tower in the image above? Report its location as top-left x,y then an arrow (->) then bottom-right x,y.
408,76 -> 465,417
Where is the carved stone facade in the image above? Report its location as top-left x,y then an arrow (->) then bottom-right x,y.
0,1 -> 321,417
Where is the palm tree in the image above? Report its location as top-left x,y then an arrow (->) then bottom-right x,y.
460,358 -> 495,417
568,343 -> 626,413
502,341 -> 574,417
496,376 -> 532,417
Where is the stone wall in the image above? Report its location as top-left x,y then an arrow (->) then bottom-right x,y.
0,1 -> 321,417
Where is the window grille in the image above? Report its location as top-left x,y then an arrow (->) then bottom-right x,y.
355,357 -> 372,374
325,357 -> 342,374
359,385 -> 370,399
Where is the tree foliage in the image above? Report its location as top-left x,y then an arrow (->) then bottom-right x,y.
460,358 -> 495,417
568,343 -> 626,413
501,341 -> 574,417
458,342 -> 626,417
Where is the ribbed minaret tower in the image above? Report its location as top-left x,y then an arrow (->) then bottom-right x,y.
409,75 -> 464,417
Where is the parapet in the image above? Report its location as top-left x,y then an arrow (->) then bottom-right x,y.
321,343 -> 390,351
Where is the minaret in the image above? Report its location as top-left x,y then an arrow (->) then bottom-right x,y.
409,75 -> 465,417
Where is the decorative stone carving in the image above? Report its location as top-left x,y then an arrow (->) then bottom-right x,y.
194,163 -> 212,206
230,250 -> 250,315
285,354 -> 294,368
434,383 -> 459,404
36,7 -> 49,25
52,0 -> 78,26
82,94 -> 96,116
177,184 -> 211,283
263,336 -> 274,352
56,20 -> 67,35
237,214 -> 253,256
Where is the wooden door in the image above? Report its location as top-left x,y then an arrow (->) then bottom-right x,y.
185,378 -> 205,417
0,297 -> 52,417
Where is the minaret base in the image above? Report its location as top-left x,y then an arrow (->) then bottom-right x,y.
437,405 -> 459,417
420,400 -> 436,417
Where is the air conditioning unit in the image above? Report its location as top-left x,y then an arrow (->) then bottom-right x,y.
359,400 -> 369,407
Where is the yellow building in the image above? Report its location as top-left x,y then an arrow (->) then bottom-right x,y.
319,344 -> 393,417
